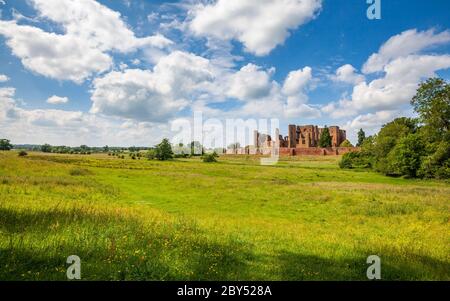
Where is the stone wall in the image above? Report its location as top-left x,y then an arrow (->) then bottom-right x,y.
227,146 -> 359,156
279,147 -> 359,156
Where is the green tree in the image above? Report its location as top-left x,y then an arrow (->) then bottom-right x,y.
339,139 -> 354,147
41,144 -> 52,153
155,139 -> 173,161
411,78 -> 450,143
418,140 -> 450,179
103,145 -> 109,153
356,129 -> 366,147
319,126 -> 332,147
372,117 -> 418,173
0,139 -> 13,151
386,133 -> 426,178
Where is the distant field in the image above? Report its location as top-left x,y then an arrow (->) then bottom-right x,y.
0,151 -> 449,280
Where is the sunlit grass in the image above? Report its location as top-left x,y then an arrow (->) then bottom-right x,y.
0,151 -> 449,280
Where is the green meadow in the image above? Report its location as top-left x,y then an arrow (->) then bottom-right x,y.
0,151 -> 449,280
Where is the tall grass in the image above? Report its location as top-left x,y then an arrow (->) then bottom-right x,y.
0,151 -> 449,280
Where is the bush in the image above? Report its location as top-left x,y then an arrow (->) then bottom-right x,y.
202,152 -> 218,163
18,150 -> 28,157
339,151 -> 373,169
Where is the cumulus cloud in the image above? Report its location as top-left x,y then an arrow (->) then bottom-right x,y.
226,64 -> 274,100
332,64 -> 364,85
362,29 -> 450,74
0,87 -> 173,146
0,0 -> 173,83
283,67 -> 312,96
0,74 -> 9,82
90,51 -> 214,122
46,95 -> 69,104
188,0 -> 322,56
324,29 -> 450,121
282,67 -> 320,118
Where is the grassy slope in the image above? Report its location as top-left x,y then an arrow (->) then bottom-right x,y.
0,151 -> 448,280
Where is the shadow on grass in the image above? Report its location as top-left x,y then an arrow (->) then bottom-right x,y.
0,206 -> 252,281
275,249 -> 450,280
1,207 -> 448,280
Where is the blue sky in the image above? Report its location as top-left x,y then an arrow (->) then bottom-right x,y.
1,0 -> 450,147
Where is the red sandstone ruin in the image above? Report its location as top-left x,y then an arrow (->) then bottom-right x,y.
227,124 -> 358,156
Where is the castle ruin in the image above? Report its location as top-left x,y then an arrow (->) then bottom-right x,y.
227,124 -> 356,156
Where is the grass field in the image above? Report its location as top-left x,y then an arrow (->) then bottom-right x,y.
0,151 -> 448,280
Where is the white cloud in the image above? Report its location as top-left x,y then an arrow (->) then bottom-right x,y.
0,87 -> 173,146
0,74 -> 9,82
0,21 -> 112,83
46,95 -> 69,104
227,64 -> 274,100
188,0 -> 322,56
341,109 -> 414,143
0,0 -> 173,83
282,67 -> 312,96
362,29 -> 450,74
324,29 -> 450,122
352,54 -> 450,112
90,51 -> 214,122
332,64 -> 364,85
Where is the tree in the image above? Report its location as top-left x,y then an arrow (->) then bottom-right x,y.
41,144 -> 52,153
0,139 -> 13,151
103,145 -> 109,153
340,139 -> 354,147
372,117 -> 418,173
411,78 -> 450,143
155,139 -> 173,161
357,129 -> 366,147
319,126 -> 332,147
386,133 -> 426,178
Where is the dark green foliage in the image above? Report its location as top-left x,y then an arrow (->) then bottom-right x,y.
339,151 -> 372,169
372,117 -> 418,174
0,139 -> 13,151
385,133 -> 426,178
356,129 -> 366,147
418,140 -> 450,179
319,126 -> 332,147
41,143 -> 52,153
411,78 -> 450,143
202,152 -> 218,163
18,150 -> 28,157
155,139 -> 173,161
